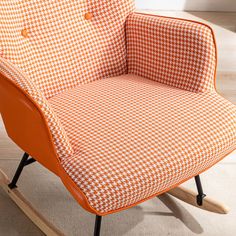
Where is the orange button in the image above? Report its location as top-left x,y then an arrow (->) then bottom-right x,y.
84,12 -> 93,20
21,29 -> 29,38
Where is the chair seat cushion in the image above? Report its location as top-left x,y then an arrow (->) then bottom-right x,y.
49,74 -> 236,214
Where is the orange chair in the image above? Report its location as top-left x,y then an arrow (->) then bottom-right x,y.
0,1 -> 235,235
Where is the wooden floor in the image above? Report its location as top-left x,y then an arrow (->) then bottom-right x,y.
0,11 -> 235,236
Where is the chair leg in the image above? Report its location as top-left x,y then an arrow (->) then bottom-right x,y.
94,215 -> 102,236
195,175 -> 206,206
8,152 -> 35,189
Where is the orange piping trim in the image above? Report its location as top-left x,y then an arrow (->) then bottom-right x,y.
97,147 -> 235,216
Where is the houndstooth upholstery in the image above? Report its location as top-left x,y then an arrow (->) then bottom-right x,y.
49,74 -> 236,213
1,0 -> 235,215
126,13 -> 216,93
0,0 -> 134,98
0,0 -> 134,160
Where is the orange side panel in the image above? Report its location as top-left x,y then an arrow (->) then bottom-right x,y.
0,74 -> 95,214
0,74 -> 59,174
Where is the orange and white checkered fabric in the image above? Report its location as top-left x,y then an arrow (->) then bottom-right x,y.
0,0 -> 133,159
126,13 -> 216,93
1,1 -> 235,215
49,74 -> 236,214
0,0 -> 134,98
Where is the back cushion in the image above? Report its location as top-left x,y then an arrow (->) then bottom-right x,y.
0,0 -> 134,98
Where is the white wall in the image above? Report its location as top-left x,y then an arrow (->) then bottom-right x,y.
136,0 -> 236,12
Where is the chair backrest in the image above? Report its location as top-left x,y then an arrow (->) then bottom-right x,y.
0,0 -> 134,98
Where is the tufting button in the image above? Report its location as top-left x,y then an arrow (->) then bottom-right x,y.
21,29 -> 29,38
84,12 -> 93,20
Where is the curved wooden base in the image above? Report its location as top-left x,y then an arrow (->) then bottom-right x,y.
0,168 -> 229,236
167,185 -> 230,214
0,169 -> 64,236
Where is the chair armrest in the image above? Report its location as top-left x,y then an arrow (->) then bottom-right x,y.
125,12 -> 217,93
0,58 -> 73,166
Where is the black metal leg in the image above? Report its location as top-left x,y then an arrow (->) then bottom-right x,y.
8,153 -> 34,189
24,157 -> 36,166
195,175 -> 206,206
94,215 -> 102,236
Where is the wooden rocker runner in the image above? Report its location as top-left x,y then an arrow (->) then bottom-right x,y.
0,167 -> 64,236
0,0 -> 235,235
0,156 -> 230,235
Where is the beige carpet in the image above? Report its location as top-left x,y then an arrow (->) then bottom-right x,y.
0,151 -> 236,236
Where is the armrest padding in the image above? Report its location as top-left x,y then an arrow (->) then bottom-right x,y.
126,13 -> 217,93
0,58 -> 73,161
